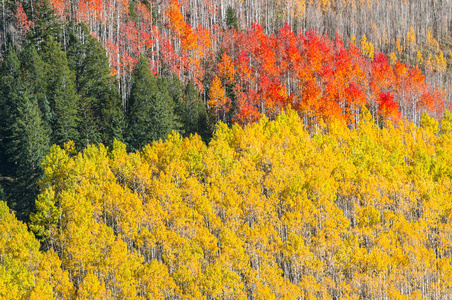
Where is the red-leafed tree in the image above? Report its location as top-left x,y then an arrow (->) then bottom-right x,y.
14,2 -> 32,34
378,91 -> 400,122
33,0 -> 445,127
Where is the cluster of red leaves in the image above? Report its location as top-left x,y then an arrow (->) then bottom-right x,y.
216,24 -> 443,125
14,3 -> 33,34
42,0 -> 443,126
205,19 -> 442,125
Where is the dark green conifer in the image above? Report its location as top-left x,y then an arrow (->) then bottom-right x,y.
0,44 -> 23,177
225,6 -> 239,30
67,25 -> 125,148
127,56 -> 177,151
173,79 -> 209,140
0,44 -> 49,219
8,89 -> 49,218
40,35 -> 78,146
28,0 -> 61,47
163,75 -> 209,140
21,43 -> 53,133
183,80 -> 210,141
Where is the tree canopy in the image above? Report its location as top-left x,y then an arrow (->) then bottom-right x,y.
21,109 -> 452,299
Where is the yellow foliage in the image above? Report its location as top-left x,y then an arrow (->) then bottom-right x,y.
208,75 -> 229,122
389,52 -> 397,65
427,29 -> 440,52
0,201 -> 74,299
434,51 -> 447,72
360,34 -> 374,59
416,50 -> 423,65
0,108 -> 445,299
350,34 -> 356,46
396,38 -> 403,53
406,26 -> 416,46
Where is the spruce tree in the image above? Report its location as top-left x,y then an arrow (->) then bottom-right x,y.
166,75 -> 209,140
8,89 -> 49,219
183,80 -> 210,141
0,44 -> 49,219
0,44 -> 22,178
28,0 -> 61,47
40,35 -> 78,146
156,77 -> 180,137
128,56 -> 176,151
21,43 -> 53,134
67,25 -> 125,148
225,6 -> 239,30
67,30 -> 101,149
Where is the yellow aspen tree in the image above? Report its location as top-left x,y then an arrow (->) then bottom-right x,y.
416,50 -> 423,65
360,35 -> 374,59
0,201 -> 74,299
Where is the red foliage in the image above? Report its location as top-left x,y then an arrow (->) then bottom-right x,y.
14,3 -> 32,33
378,92 -> 400,121
42,0 -> 444,126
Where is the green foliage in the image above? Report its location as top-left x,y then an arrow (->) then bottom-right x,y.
21,43 -> 53,132
8,88 -> 49,217
127,56 -> 177,151
181,80 -> 210,141
40,35 -> 79,146
225,5 -> 239,30
27,0 -> 61,46
0,44 -> 49,219
0,44 -> 22,177
161,75 -> 209,141
67,24 -> 125,149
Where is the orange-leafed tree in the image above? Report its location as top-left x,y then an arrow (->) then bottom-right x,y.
208,75 -> 230,123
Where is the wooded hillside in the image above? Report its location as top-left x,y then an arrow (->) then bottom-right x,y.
1,1 -> 452,298
2,110 -> 452,299
1,0 -> 449,219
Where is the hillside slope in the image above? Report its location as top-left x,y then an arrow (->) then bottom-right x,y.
21,109 -> 452,299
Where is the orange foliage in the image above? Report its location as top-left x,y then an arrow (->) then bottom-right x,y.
14,2 -> 32,34
166,0 -> 197,51
217,53 -> 235,85
45,0 -> 444,127
223,27 -> 443,126
208,75 -> 230,122
378,92 -> 400,121
48,0 -> 66,17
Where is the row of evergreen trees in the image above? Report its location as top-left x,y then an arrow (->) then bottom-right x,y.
0,22 -> 209,220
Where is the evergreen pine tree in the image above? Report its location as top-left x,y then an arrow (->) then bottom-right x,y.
0,44 -> 22,178
40,35 -> 78,146
67,25 -> 125,148
225,6 -> 239,30
183,80 -> 210,141
128,56 -> 177,151
67,29 -> 101,149
21,43 -> 53,133
164,75 -> 209,140
27,0 -> 61,47
165,74 -> 186,105
0,44 -> 49,219
8,89 -> 49,219
156,76 -> 180,135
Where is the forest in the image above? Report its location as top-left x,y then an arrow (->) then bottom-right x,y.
0,0 -> 452,298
